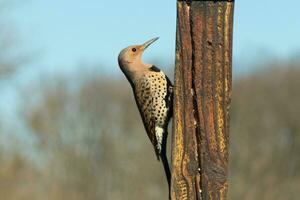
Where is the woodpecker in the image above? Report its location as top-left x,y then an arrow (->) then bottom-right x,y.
118,37 -> 173,187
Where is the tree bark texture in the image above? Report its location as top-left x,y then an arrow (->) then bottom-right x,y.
171,1 -> 234,200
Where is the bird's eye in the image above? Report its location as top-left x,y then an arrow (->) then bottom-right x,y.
132,48 -> 136,52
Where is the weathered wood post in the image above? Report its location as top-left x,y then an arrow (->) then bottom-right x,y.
171,0 -> 234,199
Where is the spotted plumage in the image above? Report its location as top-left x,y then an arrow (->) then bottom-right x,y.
134,68 -> 173,157
118,37 -> 173,188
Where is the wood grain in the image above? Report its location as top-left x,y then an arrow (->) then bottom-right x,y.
171,1 -> 234,199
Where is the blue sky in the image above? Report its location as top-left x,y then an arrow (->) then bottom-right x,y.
5,0 -> 300,75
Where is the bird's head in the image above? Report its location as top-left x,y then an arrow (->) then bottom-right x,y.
118,37 -> 159,76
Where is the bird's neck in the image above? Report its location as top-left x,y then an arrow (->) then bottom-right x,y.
129,60 -> 151,72
123,61 -> 151,83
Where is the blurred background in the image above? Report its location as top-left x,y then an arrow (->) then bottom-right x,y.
1,0 -> 300,199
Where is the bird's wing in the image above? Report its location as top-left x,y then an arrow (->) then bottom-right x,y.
133,69 -> 173,159
134,74 -> 160,156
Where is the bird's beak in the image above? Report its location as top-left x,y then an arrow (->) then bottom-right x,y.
142,37 -> 159,50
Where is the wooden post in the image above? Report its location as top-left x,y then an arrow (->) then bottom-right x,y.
171,1 -> 234,200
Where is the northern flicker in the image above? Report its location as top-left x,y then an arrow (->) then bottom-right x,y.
118,37 -> 173,187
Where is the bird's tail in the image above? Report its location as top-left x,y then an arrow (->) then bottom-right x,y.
160,148 -> 171,189
160,130 -> 171,197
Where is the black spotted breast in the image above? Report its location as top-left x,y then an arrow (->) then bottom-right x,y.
133,66 -> 173,155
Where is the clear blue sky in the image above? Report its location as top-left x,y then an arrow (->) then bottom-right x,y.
6,0 -> 300,74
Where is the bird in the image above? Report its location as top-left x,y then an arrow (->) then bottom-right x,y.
118,37 -> 173,188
